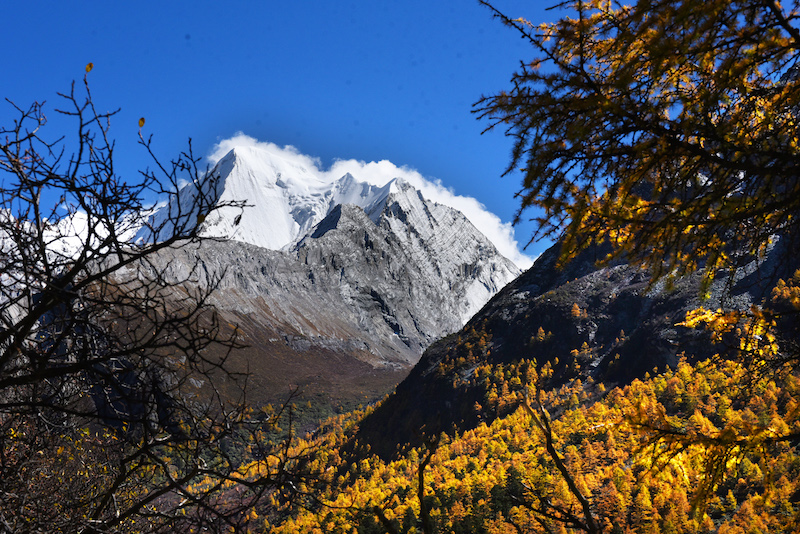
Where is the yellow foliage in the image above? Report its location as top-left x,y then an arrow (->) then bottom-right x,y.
477,0 -> 800,286
261,355 -> 800,533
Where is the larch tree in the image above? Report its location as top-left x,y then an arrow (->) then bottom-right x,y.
476,0 -> 800,285
476,0 -> 800,530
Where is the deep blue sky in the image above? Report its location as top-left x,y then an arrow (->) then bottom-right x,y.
2,1 -> 556,261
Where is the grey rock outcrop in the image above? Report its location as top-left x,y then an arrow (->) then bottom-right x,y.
150,168 -> 520,409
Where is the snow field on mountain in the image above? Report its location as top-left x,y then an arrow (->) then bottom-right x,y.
205,134 -> 534,268
156,143 -> 407,253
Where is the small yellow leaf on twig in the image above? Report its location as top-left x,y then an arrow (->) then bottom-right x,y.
138,117 -> 145,128
85,62 -> 93,73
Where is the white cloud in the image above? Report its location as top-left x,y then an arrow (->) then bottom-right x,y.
208,134 -> 321,173
207,133 -> 534,269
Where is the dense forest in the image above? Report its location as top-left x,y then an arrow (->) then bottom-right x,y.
260,353 -> 800,533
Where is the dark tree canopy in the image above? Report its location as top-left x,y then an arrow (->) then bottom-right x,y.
476,0 -> 800,284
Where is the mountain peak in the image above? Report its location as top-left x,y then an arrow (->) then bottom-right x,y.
141,145 -> 521,288
208,146 -> 410,249
143,144 -> 498,255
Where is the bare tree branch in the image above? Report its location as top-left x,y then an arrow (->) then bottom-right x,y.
0,74 -> 279,533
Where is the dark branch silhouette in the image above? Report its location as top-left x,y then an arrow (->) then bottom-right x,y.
0,74 -> 285,533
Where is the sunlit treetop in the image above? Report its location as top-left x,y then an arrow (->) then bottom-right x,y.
477,0 -> 800,285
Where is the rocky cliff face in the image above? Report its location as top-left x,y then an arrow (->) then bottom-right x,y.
145,146 -> 520,411
353,234 -> 799,458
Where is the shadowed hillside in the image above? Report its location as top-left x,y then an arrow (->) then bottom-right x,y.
353,234 -> 798,459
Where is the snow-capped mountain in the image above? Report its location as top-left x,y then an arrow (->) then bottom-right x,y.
143,144 -> 520,324
144,145 -> 410,252
143,143 -> 521,409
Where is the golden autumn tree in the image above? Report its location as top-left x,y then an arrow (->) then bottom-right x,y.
475,0 -> 800,530
476,0 -> 800,284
